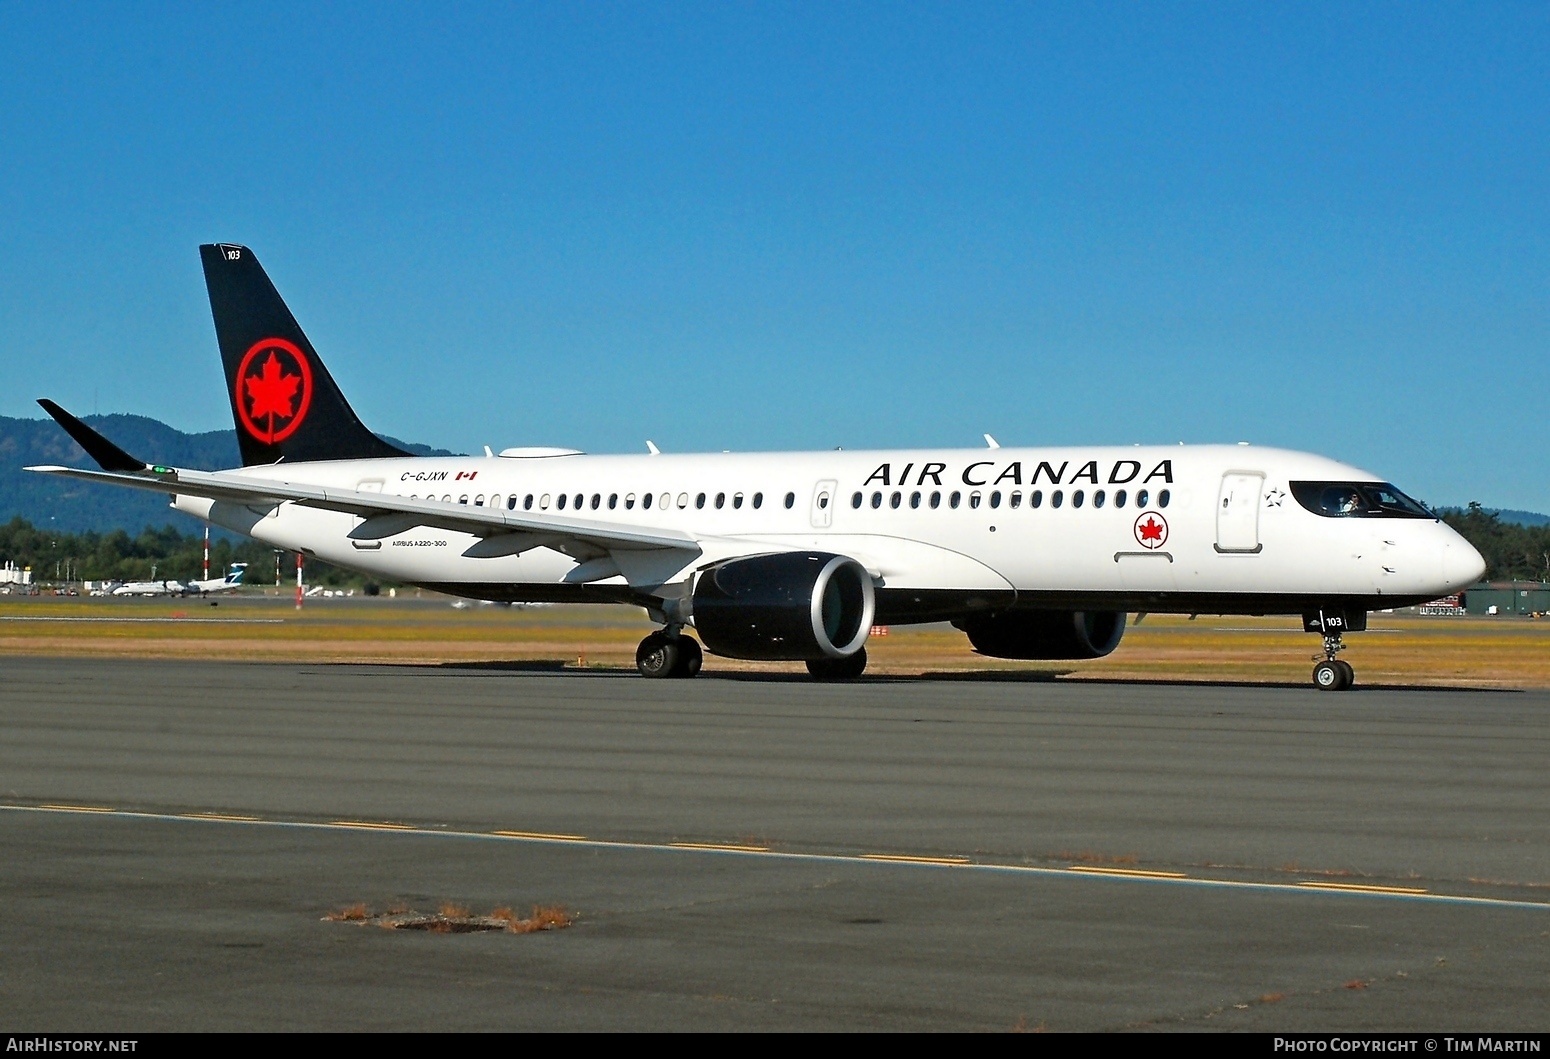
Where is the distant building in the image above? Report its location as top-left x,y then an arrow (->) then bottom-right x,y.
0,561 -> 31,585
1464,581 -> 1550,616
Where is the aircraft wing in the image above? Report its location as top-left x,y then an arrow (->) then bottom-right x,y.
27,401 -> 699,561
27,463 -> 698,553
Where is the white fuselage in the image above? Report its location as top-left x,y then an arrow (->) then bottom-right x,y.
172,443 -> 1483,619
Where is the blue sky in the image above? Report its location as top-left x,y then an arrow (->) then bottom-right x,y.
1,3 -> 1545,510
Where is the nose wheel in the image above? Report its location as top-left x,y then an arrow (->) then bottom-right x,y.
1311,633 -> 1355,691
636,628 -> 703,679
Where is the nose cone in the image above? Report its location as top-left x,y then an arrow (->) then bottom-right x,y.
1441,535 -> 1487,592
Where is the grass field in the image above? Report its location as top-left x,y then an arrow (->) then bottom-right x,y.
1,594 -> 1546,688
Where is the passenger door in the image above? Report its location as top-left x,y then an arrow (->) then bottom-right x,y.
1215,472 -> 1265,553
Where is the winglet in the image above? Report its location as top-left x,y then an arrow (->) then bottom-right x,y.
36,400 -> 147,473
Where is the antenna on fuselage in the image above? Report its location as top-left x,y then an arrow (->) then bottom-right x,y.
983,434 -> 1000,449
646,441 -> 660,455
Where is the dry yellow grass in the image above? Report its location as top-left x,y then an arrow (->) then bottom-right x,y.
2,596 -> 1547,688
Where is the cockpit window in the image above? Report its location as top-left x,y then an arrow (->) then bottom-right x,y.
1290,481 -> 1433,519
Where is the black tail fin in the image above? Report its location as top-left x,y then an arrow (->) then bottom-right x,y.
200,243 -> 408,466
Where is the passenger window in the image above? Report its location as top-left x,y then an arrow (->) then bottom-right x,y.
696,493 -> 706,509
676,493 -> 688,509
1137,489 -> 1149,508
989,490 -> 1001,509
1114,489 -> 1126,508
524,494 -> 534,510
556,494 -> 567,510
784,492 -> 795,509
930,491 -> 942,509
950,491 -> 962,509
443,495 -> 451,503
890,491 -> 901,509
910,491 -> 921,509
753,492 -> 763,509
1052,490 -> 1064,509
575,493 -> 584,510
852,492 -> 864,509
540,494 -> 551,510
716,492 -> 726,509
733,492 -> 744,509
609,493 -> 618,509
507,495 -> 517,510
474,495 -> 484,506
1073,490 -> 1084,508
661,493 -> 671,509
1030,490 -> 1042,508
969,491 -> 982,509
871,491 -> 883,509
1009,491 -> 1022,509
625,493 -> 636,509
1094,490 -> 1105,509
643,493 -> 653,509
1159,489 -> 1171,508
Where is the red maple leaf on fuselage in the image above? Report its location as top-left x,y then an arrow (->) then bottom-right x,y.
245,353 -> 301,422
1138,517 -> 1164,541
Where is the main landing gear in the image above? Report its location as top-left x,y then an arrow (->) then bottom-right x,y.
1311,631 -> 1355,692
806,646 -> 868,681
635,627 -> 703,679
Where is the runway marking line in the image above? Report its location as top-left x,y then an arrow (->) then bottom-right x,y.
863,853 -> 970,866
4,803 -> 1545,913
1297,881 -> 1428,895
493,830 -> 588,842
671,842 -> 771,853
1069,865 -> 1188,879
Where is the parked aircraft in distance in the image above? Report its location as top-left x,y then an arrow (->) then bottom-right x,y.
184,563 -> 246,596
111,579 -> 185,597
31,245 -> 1485,689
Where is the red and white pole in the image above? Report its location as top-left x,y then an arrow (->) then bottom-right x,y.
295,552 -> 303,609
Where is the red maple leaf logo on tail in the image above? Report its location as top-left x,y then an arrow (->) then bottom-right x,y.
245,353 -> 300,421
235,338 -> 313,445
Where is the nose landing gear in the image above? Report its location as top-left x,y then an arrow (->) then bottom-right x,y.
636,626 -> 703,679
1304,609 -> 1361,691
1311,631 -> 1355,691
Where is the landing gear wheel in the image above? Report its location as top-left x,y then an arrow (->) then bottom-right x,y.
1335,660 -> 1355,689
806,647 -> 867,681
636,632 -> 679,679
671,636 -> 703,679
1313,660 -> 1349,691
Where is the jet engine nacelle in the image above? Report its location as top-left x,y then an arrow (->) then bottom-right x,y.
956,609 -> 1126,660
691,551 -> 876,661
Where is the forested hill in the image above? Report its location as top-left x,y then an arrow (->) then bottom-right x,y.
0,413 -> 456,534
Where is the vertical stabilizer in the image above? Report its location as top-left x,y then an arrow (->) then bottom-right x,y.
200,243 -> 408,465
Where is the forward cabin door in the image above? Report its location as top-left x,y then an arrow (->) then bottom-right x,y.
1215,472 -> 1265,553
811,479 -> 838,529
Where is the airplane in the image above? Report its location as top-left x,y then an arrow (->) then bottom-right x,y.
111,579 -> 186,597
183,563 -> 247,596
28,244 -> 1486,690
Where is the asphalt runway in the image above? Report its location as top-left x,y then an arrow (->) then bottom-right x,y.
1,658 -> 1547,1031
